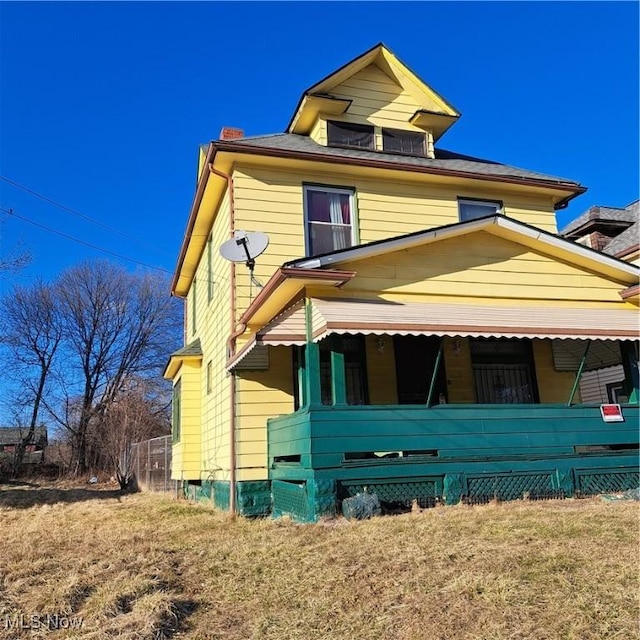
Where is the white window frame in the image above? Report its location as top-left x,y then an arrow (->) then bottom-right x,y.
458,198 -> 503,222
303,184 -> 358,256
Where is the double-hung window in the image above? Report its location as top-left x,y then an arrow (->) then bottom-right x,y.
303,185 -> 356,256
458,198 -> 503,222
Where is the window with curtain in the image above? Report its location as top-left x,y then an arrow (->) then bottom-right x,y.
304,185 -> 355,255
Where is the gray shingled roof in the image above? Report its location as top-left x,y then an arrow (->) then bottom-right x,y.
604,221 -> 639,256
0,426 -> 47,446
169,339 -> 202,359
560,200 -> 638,235
219,133 -> 582,187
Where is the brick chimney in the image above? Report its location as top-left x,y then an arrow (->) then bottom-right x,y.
219,127 -> 244,141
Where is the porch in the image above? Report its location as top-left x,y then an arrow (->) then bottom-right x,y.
268,402 -> 640,521
261,314 -> 639,520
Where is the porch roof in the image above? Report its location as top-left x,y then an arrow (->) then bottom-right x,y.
227,297 -> 638,369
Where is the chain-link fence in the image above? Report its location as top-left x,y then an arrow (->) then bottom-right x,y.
131,435 -> 177,493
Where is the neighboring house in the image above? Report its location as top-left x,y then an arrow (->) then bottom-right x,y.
560,201 -> 640,403
0,426 -> 48,465
165,44 -> 639,520
560,199 -> 639,264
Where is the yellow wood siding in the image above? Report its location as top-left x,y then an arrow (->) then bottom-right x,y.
443,337 -> 476,403
232,166 -> 560,315
330,64 -> 425,130
171,362 -> 202,479
181,190 -> 234,482
532,339 -> 580,403
310,117 -> 327,145
235,345 -> 295,479
365,334 -> 398,403
336,232 -> 629,304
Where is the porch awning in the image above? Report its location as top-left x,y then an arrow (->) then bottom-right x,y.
228,297 -> 638,370
307,298 -> 639,342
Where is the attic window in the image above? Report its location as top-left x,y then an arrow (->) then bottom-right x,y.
382,128 -> 426,156
458,198 -> 503,222
327,121 -> 374,150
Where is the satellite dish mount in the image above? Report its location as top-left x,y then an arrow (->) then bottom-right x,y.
219,230 -> 270,298
235,234 -> 257,272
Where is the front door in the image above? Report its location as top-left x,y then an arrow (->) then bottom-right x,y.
394,335 -> 447,405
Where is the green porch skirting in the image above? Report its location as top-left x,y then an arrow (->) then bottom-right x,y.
180,465 -> 639,523
182,480 -> 271,517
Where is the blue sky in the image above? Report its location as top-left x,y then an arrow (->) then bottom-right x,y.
0,1 -> 638,292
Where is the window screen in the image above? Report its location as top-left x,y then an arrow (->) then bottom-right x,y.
382,128 -> 426,155
327,121 -> 374,149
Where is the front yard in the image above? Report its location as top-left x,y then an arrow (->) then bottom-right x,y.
0,482 -> 637,639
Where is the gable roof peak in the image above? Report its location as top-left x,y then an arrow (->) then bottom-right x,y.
287,44 -> 460,136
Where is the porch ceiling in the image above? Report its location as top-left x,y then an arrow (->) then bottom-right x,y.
227,296 -> 638,370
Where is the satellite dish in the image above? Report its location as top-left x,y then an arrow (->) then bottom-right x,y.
219,231 -> 269,294
219,230 -> 269,269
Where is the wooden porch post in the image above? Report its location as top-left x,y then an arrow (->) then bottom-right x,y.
331,351 -> 347,406
304,299 -> 322,406
425,338 -> 445,407
620,340 -> 639,403
567,339 -> 591,406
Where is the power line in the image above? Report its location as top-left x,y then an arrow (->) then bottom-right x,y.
0,206 -> 173,274
0,174 -> 172,257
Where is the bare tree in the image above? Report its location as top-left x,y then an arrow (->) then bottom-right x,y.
0,281 -> 62,475
99,377 -> 170,490
51,261 -> 180,473
0,249 -> 31,276
1,260 -> 181,477
0,213 -> 31,277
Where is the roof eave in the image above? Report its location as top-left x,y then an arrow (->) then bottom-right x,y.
620,283 -> 640,301
214,139 -> 584,202
171,143 -> 215,296
163,353 -> 203,380
239,266 -> 356,328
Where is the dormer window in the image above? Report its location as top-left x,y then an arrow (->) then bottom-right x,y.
382,128 -> 426,156
327,121 -> 374,150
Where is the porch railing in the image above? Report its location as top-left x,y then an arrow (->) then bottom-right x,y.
268,403 -> 639,517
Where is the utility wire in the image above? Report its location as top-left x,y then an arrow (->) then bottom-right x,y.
0,174 -> 172,257
0,206 -> 173,274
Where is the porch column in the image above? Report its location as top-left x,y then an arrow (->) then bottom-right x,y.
425,338 -> 444,407
330,351 -> 347,406
567,340 -> 591,406
304,299 -> 322,406
620,340 -> 639,403
303,343 -> 322,406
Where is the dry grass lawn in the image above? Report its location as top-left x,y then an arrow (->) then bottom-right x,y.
0,481 -> 638,639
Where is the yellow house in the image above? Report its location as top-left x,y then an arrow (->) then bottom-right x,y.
164,44 -> 639,520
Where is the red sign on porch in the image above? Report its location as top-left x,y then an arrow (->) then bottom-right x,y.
600,404 -> 624,423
